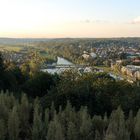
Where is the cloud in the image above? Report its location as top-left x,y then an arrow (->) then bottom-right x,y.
81,19 -> 110,24
131,16 -> 140,24
84,19 -> 91,23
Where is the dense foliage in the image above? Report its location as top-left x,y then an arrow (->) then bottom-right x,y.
0,53 -> 140,116
1,50 -> 140,139
0,93 -> 139,140
41,70 -> 140,116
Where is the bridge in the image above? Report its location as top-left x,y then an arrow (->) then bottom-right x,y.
56,64 -> 85,68
46,64 -> 86,69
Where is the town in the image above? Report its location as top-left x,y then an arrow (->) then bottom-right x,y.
1,38 -> 140,84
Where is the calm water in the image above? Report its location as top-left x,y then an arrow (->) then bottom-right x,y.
41,57 -> 74,74
42,57 -> 124,81
57,57 -> 74,65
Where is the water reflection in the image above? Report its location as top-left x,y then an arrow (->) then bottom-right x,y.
41,57 -> 73,74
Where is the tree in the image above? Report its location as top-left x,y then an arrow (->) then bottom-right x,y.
8,105 -> 20,140
0,53 -> 5,72
126,110 -> 134,139
29,60 -> 40,76
20,63 -> 30,76
79,107 -> 93,140
19,94 -> 31,139
50,102 -> 56,119
32,99 -> 43,140
22,72 -> 55,97
11,67 -> 28,86
0,53 -> 6,90
47,113 -> 65,140
42,108 -> 50,140
0,119 -> 6,140
105,107 -> 130,140
95,130 -> 102,140
92,115 -> 104,139
134,109 -> 140,140
67,121 -> 78,140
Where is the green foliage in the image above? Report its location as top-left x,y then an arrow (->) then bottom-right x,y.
8,105 -> 20,140
67,121 -> 78,140
44,71 -> 136,116
32,99 -> 43,140
0,92 -> 139,140
134,109 -> 140,140
19,94 -> 31,139
47,114 -> 65,140
0,119 -> 6,140
79,107 -> 93,140
105,107 -> 130,140
1,45 -> 140,140
22,72 -> 57,97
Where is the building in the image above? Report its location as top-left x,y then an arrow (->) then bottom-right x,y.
121,65 -> 140,80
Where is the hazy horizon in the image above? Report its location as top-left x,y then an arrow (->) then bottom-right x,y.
0,0 -> 140,38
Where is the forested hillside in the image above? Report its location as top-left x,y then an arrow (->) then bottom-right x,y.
1,0 -> 140,138
0,49 -> 140,139
0,93 -> 140,140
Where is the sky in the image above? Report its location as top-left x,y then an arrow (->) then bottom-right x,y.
0,0 -> 140,38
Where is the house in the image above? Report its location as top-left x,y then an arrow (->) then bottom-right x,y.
84,67 -> 92,73
82,54 -> 90,59
121,65 -> 140,79
90,52 -> 97,58
134,71 -> 140,80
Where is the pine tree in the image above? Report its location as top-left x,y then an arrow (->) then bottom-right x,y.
126,110 -> 134,139
8,105 -> 20,140
64,101 -> 76,123
92,115 -> 104,137
79,107 -> 92,140
103,113 -> 108,130
134,109 -> 140,140
67,121 -> 78,140
105,107 -> 130,140
95,130 -> 101,140
47,120 -> 56,140
42,108 -> 50,139
6,92 -> 16,110
0,93 -> 9,121
32,99 -> 43,140
19,94 -> 31,139
47,115 -> 65,140
0,119 -> 6,140
50,102 -> 56,119
55,121 -> 65,140
105,133 -> 116,140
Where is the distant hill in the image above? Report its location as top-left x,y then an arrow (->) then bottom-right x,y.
0,37 -> 140,45
0,38 -> 51,45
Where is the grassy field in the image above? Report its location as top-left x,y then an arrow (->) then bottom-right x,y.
0,45 -> 22,52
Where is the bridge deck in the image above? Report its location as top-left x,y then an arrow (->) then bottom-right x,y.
47,64 -> 86,69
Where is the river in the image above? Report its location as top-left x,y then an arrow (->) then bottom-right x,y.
41,57 -> 74,74
41,57 -> 124,81
57,57 -> 74,65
